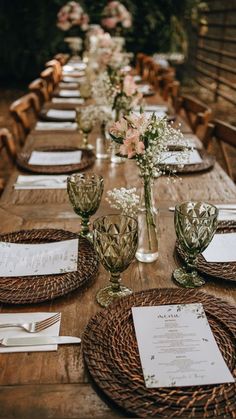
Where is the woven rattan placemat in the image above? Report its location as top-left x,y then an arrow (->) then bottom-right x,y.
83,288 -> 236,417
176,221 -> 236,282
0,229 -> 98,304
17,146 -> 95,174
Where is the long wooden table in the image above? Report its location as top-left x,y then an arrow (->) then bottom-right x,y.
0,91 -> 235,418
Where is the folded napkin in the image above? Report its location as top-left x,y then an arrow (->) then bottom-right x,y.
0,312 -> 61,353
14,175 -> 67,190
52,98 -> 84,105
62,71 -> 85,78
58,90 -> 81,98
62,77 -> 82,83
59,82 -> 79,88
63,63 -> 86,71
216,204 -> 236,221
202,232 -> 236,262
35,122 -> 77,131
46,109 -> 76,120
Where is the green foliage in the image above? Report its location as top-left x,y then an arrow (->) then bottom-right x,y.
0,0 -> 194,82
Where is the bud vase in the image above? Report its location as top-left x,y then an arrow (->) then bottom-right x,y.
96,123 -> 109,159
135,176 -> 159,263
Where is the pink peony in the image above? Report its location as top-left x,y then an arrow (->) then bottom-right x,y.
120,128 -> 145,158
123,75 -> 137,97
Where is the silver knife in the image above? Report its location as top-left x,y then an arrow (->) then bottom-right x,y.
0,336 -> 81,347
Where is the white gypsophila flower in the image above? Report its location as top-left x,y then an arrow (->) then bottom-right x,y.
106,187 -> 140,217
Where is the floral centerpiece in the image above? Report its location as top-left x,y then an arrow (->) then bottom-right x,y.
110,112 -> 186,262
101,1 -> 132,35
57,1 -> 89,31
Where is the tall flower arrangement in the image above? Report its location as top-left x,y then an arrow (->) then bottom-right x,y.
110,113 -> 186,261
57,1 -> 89,31
101,1 -> 132,34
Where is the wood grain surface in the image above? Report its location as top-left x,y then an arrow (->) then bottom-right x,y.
0,89 -> 235,418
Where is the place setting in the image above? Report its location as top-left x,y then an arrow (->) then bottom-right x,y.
16,146 -> 95,174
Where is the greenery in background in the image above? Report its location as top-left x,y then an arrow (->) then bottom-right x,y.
0,0 -> 197,82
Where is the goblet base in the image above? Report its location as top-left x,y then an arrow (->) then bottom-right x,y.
173,267 -> 205,288
96,285 -> 133,308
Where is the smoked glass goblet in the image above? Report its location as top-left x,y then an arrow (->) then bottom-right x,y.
76,108 -> 93,150
93,214 -> 138,307
173,201 -> 218,288
67,173 -> 104,238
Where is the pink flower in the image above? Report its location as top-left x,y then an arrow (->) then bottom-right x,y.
101,17 -> 118,29
120,128 -> 145,158
126,113 -> 149,135
110,118 -> 128,138
123,75 -> 137,97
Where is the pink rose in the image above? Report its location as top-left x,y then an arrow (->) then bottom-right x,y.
123,75 -> 137,97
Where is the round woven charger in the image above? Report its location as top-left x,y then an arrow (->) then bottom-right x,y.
176,221 -> 236,282
0,229 -> 98,304
162,149 -> 215,174
83,288 -> 236,418
17,146 -> 95,174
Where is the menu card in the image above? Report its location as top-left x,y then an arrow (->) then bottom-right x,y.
46,109 -> 76,120
0,239 -> 78,277
202,232 -> 236,262
132,304 -> 234,388
160,149 -> 202,165
28,150 -> 82,166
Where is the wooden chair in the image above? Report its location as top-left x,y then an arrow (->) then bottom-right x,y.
9,93 -> 39,145
45,59 -> 62,85
136,53 -> 146,76
40,67 -> 55,97
203,119 -> 236,181
28,78 -> 49,106
0,128 -> 17,193
176,95 -> 212,138
54,53 -> 69,65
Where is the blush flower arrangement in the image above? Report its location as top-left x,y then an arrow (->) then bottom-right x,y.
109,112 -> 186,262
57,1 -> 89,31
101,1 -> 132,33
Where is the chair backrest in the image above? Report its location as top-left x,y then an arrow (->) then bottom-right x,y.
136,53 -> 146,76
204,119 -> 236,181
45,59 -> 62,85
28,78 -> 49,106
176,95 -> 212,138
0,128 -> 17,193
9,93 -> 39,145
40,67 -> 55,97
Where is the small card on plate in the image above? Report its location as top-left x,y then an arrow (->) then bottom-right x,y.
132,304 -> 234,388
0,239 -> 78,277
160,149 -> 202,165
28,150 -> 82,166
59,90 -> 81,98
202,232 -> 236,262
46,109 -> 76,120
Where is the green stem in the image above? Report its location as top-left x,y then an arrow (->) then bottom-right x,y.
143,177 -> 156,251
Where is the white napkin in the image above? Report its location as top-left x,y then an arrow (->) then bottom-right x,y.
35,122 -> 77,131
133,75 -> 142,83
63,63 -> 86,71
215,204 -> 236,221
143,105 -> 168,113
202,233 -> 236,262
28,150 -> 82,166
62,71 -> 85,78
46,109 -> 76,120
138,84 -> 151,94
59,90 -> 81,98
52,98 -> 84,105
161,149 -> 202,165
14,175 -> 67,190
0,312 -> 61,353
62,77 -> 82,83
59,82 -> 79,88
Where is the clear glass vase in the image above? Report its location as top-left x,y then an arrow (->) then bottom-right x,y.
96,123 -> 109,160
135,176 -> 159,263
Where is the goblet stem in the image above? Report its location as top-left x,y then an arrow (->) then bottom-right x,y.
110,272 -> 121,292
83,133 -> 88,148
81,216 -> 90,237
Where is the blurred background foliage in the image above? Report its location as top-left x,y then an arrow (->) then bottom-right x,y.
0,0 -> 198,83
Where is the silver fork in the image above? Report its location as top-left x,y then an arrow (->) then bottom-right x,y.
0,313 -> 61,333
